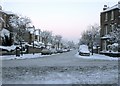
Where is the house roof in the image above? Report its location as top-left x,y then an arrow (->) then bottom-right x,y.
27,28 -> 35,34
0,10 -> 16,15
101,3 -> 120,13
35,30 -> 40,35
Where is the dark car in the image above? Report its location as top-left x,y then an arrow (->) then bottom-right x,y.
56,49 -> 63,53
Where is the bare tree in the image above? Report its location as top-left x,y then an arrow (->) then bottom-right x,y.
54,35 -> 62,50
41,30 -> 52,48
9,16 -> 31,43
79,24 -> 100,46
67,41 -> 75,49
79,24 -> 100,54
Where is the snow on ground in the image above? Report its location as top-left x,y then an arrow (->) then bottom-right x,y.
0,53 -> 59,60
0,45 -> 16,51
2,66 -> 118,84
75,52 -> 118,61
1,51 -> 119,61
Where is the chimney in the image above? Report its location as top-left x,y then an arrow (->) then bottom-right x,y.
0,5 -> 2,10
118,1 -> 120,4
103,5 -> 107,10
118,1 -> 120,8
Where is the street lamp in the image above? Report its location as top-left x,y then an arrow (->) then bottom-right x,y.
91,26 -> 96,55
32,26 -> 36,55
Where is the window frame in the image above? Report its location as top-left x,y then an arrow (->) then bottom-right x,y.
111,11 -> 114,20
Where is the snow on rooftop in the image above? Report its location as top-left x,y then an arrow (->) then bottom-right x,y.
102,3 -> 120,13
35,30 -> 40,35
0,10 -> 15,15
4,11 -> 14,15
27,28 -> 35,34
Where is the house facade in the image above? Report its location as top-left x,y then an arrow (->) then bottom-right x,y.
100,2 -> 120,52
0,6 -> 18,46
0,6 -> 45,48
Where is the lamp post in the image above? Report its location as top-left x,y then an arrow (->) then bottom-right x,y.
32,26 -> 35,55
91,26 -> 96,55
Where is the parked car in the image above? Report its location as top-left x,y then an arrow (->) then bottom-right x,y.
63,48 -> 70,52
78,45 -> 90,56
41,48 -> 52,55
50,48 -> 57,54
56,49 -> 63,53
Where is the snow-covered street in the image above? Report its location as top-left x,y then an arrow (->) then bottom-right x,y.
2,66 -> 118,84
2,50 -> 119,84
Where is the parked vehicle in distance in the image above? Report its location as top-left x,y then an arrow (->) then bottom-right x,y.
57,49 -> 63,53
41,48 -> 52,55
50,48 -> 57,54
62,48 -> 70,52
78,45 -> 90,56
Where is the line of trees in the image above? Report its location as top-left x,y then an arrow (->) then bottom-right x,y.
5,14 -> 76,49
9,15 -> 31,43
79,23 -> 120,52
78,24 -> 100,48
40,30 -> 75,49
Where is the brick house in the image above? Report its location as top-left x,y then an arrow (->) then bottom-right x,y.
0,6 -> 43,47
100,2 -> 120,52
0,6 -> 16,45
0,6 -> 33,46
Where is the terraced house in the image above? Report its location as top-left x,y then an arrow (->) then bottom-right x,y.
0,5 -> 36,46
100,2 -> 120,52
0,5 -> 16,46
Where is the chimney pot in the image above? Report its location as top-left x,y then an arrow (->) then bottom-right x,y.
103,5 -> 108,10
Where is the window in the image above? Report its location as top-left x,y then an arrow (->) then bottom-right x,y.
35,35 -> 37,40
105,13 -> 108,21
105,25 -> 108,35
102,40 -> 107,51
111,24 -> 114,31
111,11 -> 114,20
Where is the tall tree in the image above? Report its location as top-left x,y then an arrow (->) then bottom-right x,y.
9,16 -> 31,43
41,30 -> 52,48
54,35 -> 62,49
79,24 -> 100,48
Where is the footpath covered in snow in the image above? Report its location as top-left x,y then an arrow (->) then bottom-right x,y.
75,52 -> 119,61
0,53 -> 60,60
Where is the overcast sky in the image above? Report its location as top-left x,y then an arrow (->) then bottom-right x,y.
0,0 -> 119,43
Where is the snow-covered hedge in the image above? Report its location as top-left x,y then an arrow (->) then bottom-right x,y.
0,45 -> 16,51
107,43 -> 119,52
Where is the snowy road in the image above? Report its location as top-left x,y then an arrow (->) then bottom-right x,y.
2,50 -> 119,84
